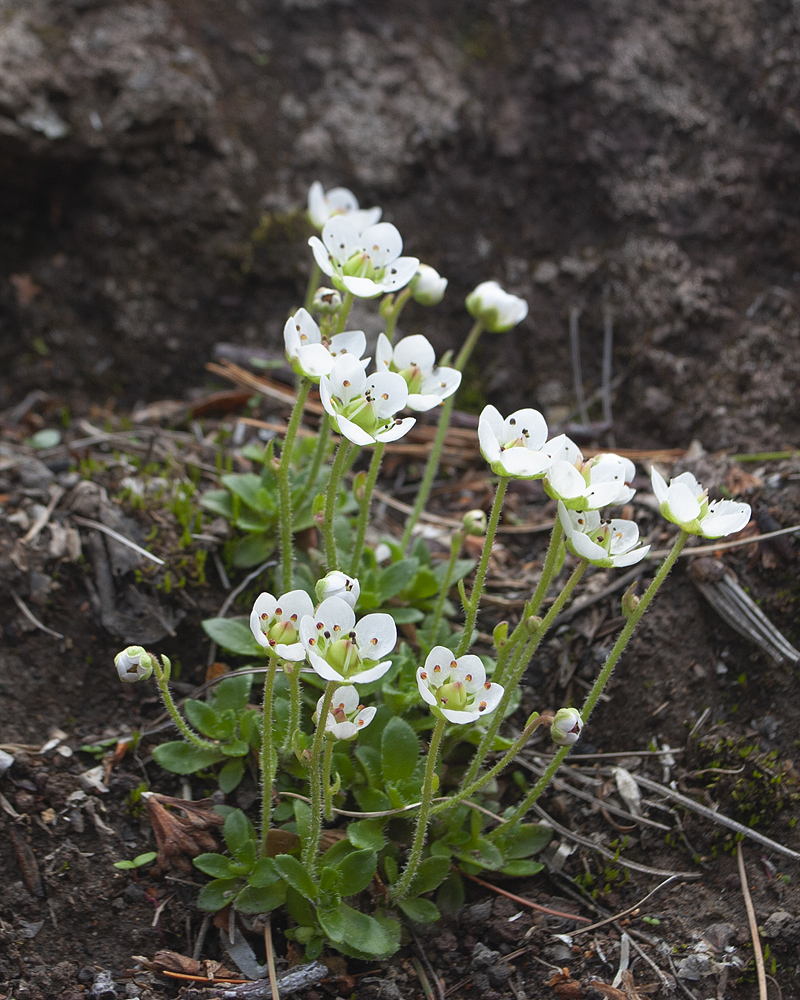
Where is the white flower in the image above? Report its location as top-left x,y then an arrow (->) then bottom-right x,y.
465,280 -> 528,333
551,707 -> 583,746
283,308 -> 367,382
411,264 -> 448,305
559,502 -> 650,568
315,686 -> 376,740
319,354 -> 415,446
375,333 -> 461,412
416,646 -> 504,724
300,597 -> 396,684
250,590 -> 315,661
544,439 -> 636,511
115,646 -> 154,683
315,571 -> 360,608
308,217 -> 420,299
478,404 -> 552,479
307,181 -> 381,233
651,469 -> 751,538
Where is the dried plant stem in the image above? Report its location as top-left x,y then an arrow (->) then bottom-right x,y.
737,843 -> 768,1000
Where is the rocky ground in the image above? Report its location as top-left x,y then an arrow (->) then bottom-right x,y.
2,1 -> 800,998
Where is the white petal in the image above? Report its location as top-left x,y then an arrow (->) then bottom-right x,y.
650,467 -> 669,504
376,256 -> 420,293
666,482 -> 702,523
478,682 -> 504,715
342,275 -> 382,298
324,186 -> 359,217
544,434 -> 582,465
503,408 -> 548,450
322,215 -> 362,264
375,417 -> 415,442
406,393 -> 443,413
309,235 -> 335,276
375,332 -> 394,370
328,354 -> 367,402
478,406 -> 503,463
416,668 -> 438,707
569,531 -> 608,564
611,545 -> 650,567
328,330 -> 367,360
546,460 -> 586,499
392,334 -> 436,374
367,370 -> 408,418
453,655 -> 486,693
273,640 -> 306,661
276,590 -> 315,621
296,343 -> 335,378
250,593 -> 277,645
329,720 -> 359,740
606,519 -> 640,553
441,708 -> 481,725
307,181 -> 327,228
319,376 -> 335,418
354,613 -> 397,660
497,447 -> 551,479
419,366 -> 461,401
291,308 -> 322,346
353,706 -> 377,729
671,472 -> 704,498
584,479 -> 632,510
700,502 -> 751,538
349,206 -> 382,232
336,415 -> 377,446
334,686 -> 360,714
308,652 -> 345,683
360,222 -> 403,267
315,597 -> 356,634
348,660 -> 392,685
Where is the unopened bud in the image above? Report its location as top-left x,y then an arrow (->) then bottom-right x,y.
312,287 -> 342,314
315,571 -> 360,609
411,264 -> 448,306
551,707 -> 583,747
114,646 -> 155,683
525,615 -> 543,635
621,581 -> 641,618
352,470 -> 368,501
493,621 -> 509,648
463,509 -> 487,536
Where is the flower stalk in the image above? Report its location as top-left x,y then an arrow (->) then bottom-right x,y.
349,441 -> 385,576
259,657 -> 279,855
278,379 -> 312,591
302,681 -> 337,877
153,656 -> 219,753
322,439 -> 352,571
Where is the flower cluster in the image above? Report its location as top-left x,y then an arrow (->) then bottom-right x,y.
307,181 -> 381,233
559,502 -> 650,568
375,333 -> 461,412
310,218 -> 419,299
651,469 -> 751,539
284,308 -> 367,382
320,354 -> 416,446
416,646 -> 504,724
315,685 -> 376,741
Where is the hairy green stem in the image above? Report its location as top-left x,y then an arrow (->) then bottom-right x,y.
297,413 -> 331,510
429,528 -> 466,641
384,287 -> 412,344
498,532 -> 689,828
400,321 -> 484,550
334,291 -> 355,334
278,379 -> 311,591
322,439 -> 351,571
349,442 -> 385,576
455,477 -> 508,657
259,657 -> 279,855
460,560 -> 588,790
303,261 -> 322,313
390,716 -> 446,901
153,656 -> 218,752
322,738 -> 335,822
302,682 -> 336,876
283,662 -> 301,756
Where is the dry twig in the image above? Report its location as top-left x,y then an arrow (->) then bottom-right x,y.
737,843 -> 768,1000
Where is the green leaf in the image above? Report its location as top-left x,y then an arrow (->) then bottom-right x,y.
381,717 -> 420,783
319,866 -> 343,897
318,904 -> 397,958
234,881 -> 286,914
284,886 -> 315,927
497,823 -> 553,859
221,473 -> 274,513
455,837 -> 505,872
432,558 -> 475,587
436,873 -> 465,916
355,745 -> 383,787
197,877 -> 241,912
293,799 -> 312,848
200,490 -> 234,518
397,897 -> 441,924
500,859 -> 545,877
403,567 -> 438,601
384,607 -> 425,624
249,857 -> 280,887
151,741 -> 225,774
408,854 -> 452,895
337,850 -> 378,896
113,851 -> 157,870
221,739 -> 250,757
273,854 -> 318,900
384,856 -> 398,885
194,853 -> 236,878
224,810 -> 256,863
378,559 -> 419,601
214,672 -> 254,711
411,536 -> 431,565
233,532 -> 275,568
184,699 -> 223,737
347,819 -> 386,852
218,758 -> 245,793
201,618 -> 264,657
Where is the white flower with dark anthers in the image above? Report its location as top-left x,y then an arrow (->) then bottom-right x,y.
544,440 -> 636,511
651,469 -> 752,538
315,571 -> 360,609
319,354 -> 415,446
410,263 -> 448,305
307,181 -> 382,233
558,502 -> 651,569
478,404 -> 552,479
250,590 -> 315,661
115,646 -> 154,683
314,685 -> 376,741
375,333 -> 461,412
308,217 -> 420,299
551,707 -> 583,746
465,280 -> 528,333
300,597 -> 397,684
283,308 -> 367,382
416,646 -> 504,725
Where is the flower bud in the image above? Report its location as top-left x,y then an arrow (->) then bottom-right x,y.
115,646 -> 154,683
465,280 -> 528,333
462,508 -> 488,536
315,571 -> 360,609
525,615 -> 543,635
312,286 -> 342,314
621,581 -> 641,618
411,264 -> 448,306
551,707 -> 583,746
493,621 -> 509,648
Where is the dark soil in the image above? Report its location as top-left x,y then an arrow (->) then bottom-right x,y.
2,2 -> 800,999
